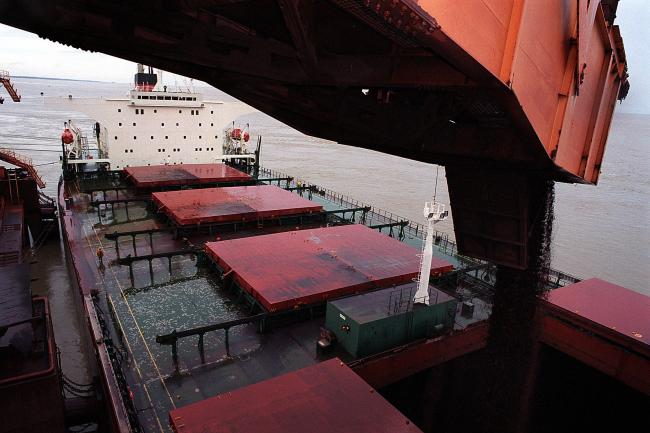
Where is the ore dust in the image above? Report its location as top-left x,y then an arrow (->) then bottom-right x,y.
478,179 -> 555,433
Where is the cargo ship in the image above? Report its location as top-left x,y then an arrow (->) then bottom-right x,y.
2,60 -> 649,433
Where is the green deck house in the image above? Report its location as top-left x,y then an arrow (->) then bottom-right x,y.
326,283 -> 458,358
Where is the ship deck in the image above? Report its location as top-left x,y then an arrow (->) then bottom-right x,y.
58,167 -> 516,433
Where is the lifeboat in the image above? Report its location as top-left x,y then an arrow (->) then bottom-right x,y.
61,128 -> 74,144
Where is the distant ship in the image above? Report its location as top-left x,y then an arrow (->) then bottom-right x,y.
0,66 -> 647,433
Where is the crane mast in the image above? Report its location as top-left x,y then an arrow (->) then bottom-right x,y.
414,201 -> 448,304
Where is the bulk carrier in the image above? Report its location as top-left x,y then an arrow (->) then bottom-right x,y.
1,65 -> 648,433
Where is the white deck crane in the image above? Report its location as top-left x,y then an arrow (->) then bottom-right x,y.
414,170 -> 448,304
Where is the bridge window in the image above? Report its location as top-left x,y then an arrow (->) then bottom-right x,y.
114,136 -> 117,140
210,123 -> 213,127
124,149 -> 128,153
161,123 -> 165,127
199,123 -> 202,127
165,136 -> 168,139
150,136 -> 154,140
183,136 -> 186,139
118,109 -> 121,112
133,122 -> 136,126
199,136 -> 202,139
118,123 -> 122,127
135,109 -> 139,114
179,110 -> 182,114
154,109 -> 157,113
133,136 -> 137,140
210,110 -> 213,114
172,96 -> 178,101
130,149 -> 133,153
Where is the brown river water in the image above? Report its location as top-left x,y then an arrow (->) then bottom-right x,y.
1,77 -> 648,383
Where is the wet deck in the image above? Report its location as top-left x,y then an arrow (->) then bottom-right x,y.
60,170 -> 489,433
61,178 -> 356,433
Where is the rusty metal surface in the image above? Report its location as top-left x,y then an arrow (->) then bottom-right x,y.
152,185 -> 322,226
124,163 -> 251,188
545,278 -> 649,347
168,358 -> 423,433
540,278 -> 650,395
205,224 -> 453,311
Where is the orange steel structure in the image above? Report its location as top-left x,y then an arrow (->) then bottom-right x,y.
0,0 -> 628,268
423,0 -> 627,183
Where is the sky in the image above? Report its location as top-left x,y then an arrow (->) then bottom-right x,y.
0,1 -> 649,114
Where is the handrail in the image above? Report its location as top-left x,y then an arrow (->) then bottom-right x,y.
156,313 -> 268,345
0,147 -> 45,188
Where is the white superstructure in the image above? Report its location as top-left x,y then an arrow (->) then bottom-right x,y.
50,66 -> 256,169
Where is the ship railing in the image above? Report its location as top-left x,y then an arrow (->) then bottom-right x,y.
155,303 -> 319,369
0,147 -> 46,188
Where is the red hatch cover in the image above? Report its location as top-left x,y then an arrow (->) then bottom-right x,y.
546,278 -> 650,347
205,224 -> 453,311
124,163 -> 251,188
152,185 -> 322,226
168,358 -> 422,433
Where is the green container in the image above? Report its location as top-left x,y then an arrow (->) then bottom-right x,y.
326,284 -> 457,358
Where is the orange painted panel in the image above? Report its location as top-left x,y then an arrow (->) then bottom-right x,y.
555,5 -> 610,176
510,0 -> 577,153
420,0 -> 514,75
417,0 -> 625,182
